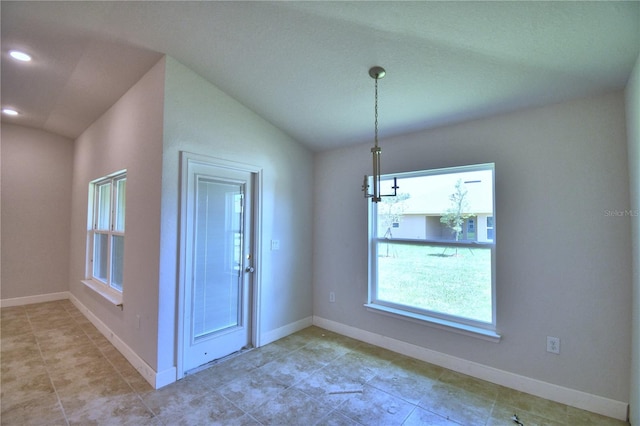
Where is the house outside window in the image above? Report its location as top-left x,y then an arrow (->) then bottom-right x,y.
366,163 -> 497,338
486,216 -> 494,241
87,171 -> 126,293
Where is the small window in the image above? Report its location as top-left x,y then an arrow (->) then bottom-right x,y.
87,171 -> 126,292
486,216 -> 494,241
367,163 -> 496,336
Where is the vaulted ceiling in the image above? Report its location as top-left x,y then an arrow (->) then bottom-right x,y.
2,1 -> 639,151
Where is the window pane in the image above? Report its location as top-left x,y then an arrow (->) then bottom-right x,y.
193,179 -> 242,338
378,169 -> 494,242
114,178 -> 126,232
93,233 -> 108,282
372,164 -> 495,328
96,182 -> 111,230
377,242 -> 492,323
111,235 -> 124,292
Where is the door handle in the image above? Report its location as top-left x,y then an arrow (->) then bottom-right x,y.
245,266 -> 255,273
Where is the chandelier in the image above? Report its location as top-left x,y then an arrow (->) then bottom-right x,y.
362,66 -> 398,203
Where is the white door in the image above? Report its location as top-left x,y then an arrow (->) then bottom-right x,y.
181,155 -> 255,373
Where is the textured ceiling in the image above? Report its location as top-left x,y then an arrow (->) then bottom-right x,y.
1,1 -> 639,151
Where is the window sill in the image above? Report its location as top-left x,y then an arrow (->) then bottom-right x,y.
81,280 -> 123,308
364,303 -> 501,343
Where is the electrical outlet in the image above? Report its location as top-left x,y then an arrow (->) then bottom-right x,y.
329,291 -> 335,303
546,336 -> 560,354
271,239 -> 280,251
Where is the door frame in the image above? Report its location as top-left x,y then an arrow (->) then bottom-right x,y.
176,151 -> 262,380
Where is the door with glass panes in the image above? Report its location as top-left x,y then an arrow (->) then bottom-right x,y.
181,155 -> 255,373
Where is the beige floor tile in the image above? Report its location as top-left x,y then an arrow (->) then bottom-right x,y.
1,332 -> 39,354
65,394 -> 156,426
566,405 -> 630,426
50,358 -> 125,394
337,383 -> 415,425
28,314 -> 78,331
0,306 -> 26,319
315,409 -> 361,426
419,381 -> 495,425
0,317 -> 33,337
259,352 -> 324,386
166,390 -> 251,425
351,340 -> 399,361
24,301 -> 68,316
0,372 -> 56,414
391,353 -> 445,380
40,340 -> 104,371
196,355 -> 257,389
496,387 -> 568,424
293,364 -> 368,406
439,369 -> 502,401
269,331 -> 315,351
403,406 -> 460,425
367,360 -> 439,405
33,324 -> 90,350
0,302 -> 630,426
1,337 -> 43,365
332,347 -> 393,382
0,392 -> 66,426
58,374 -> 136,417
250,387 -> 335,425
216,373 -> 288,412
139,374 -> 207,419
490,400 -> 564,426
228,343 -> 288,369
0,356 -> 48,385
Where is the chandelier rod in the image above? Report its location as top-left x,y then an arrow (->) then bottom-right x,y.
362,66 -> 398,203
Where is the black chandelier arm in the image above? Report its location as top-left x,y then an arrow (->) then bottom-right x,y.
362,176 -> 399,200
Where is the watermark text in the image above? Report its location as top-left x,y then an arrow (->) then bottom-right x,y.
604,209 -> 639,217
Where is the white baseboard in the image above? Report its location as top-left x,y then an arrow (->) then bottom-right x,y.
1,291 -> 70,308
261,316 -> 313,346
312,316 -> 629,421
155,366 -> 178,389
68,294 -> 171,389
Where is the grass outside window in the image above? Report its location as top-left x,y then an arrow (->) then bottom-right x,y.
377,243 -> 492,324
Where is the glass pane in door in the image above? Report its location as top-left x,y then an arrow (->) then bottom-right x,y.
193,178 -> 244,339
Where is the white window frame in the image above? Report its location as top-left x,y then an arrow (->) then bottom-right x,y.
83,170 -> 126,305
365,163 -> 500,341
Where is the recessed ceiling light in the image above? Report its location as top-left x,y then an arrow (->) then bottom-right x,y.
9,50 -> 32,62
2,108 -> 19,116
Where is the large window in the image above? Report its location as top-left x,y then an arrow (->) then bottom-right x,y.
367,163 -> 497,338
87,171 -> 126,293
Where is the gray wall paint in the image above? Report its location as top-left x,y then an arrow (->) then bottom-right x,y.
156,57 -> 314,372
626,54 -> 639,426
1,125 -> 73,299
69,58 -> 165,369
313,91 -> 632,403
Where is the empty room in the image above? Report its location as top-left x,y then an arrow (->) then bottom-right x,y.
1,1 -> 639,425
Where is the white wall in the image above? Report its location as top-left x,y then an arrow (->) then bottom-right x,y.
156,57 -> 314,374
625,53 -> 640,426
69,58 -> 165,370
1,125 -> 73,299
313,92 -> 632,405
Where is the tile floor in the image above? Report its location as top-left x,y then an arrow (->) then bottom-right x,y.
0,300 -> 630,425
